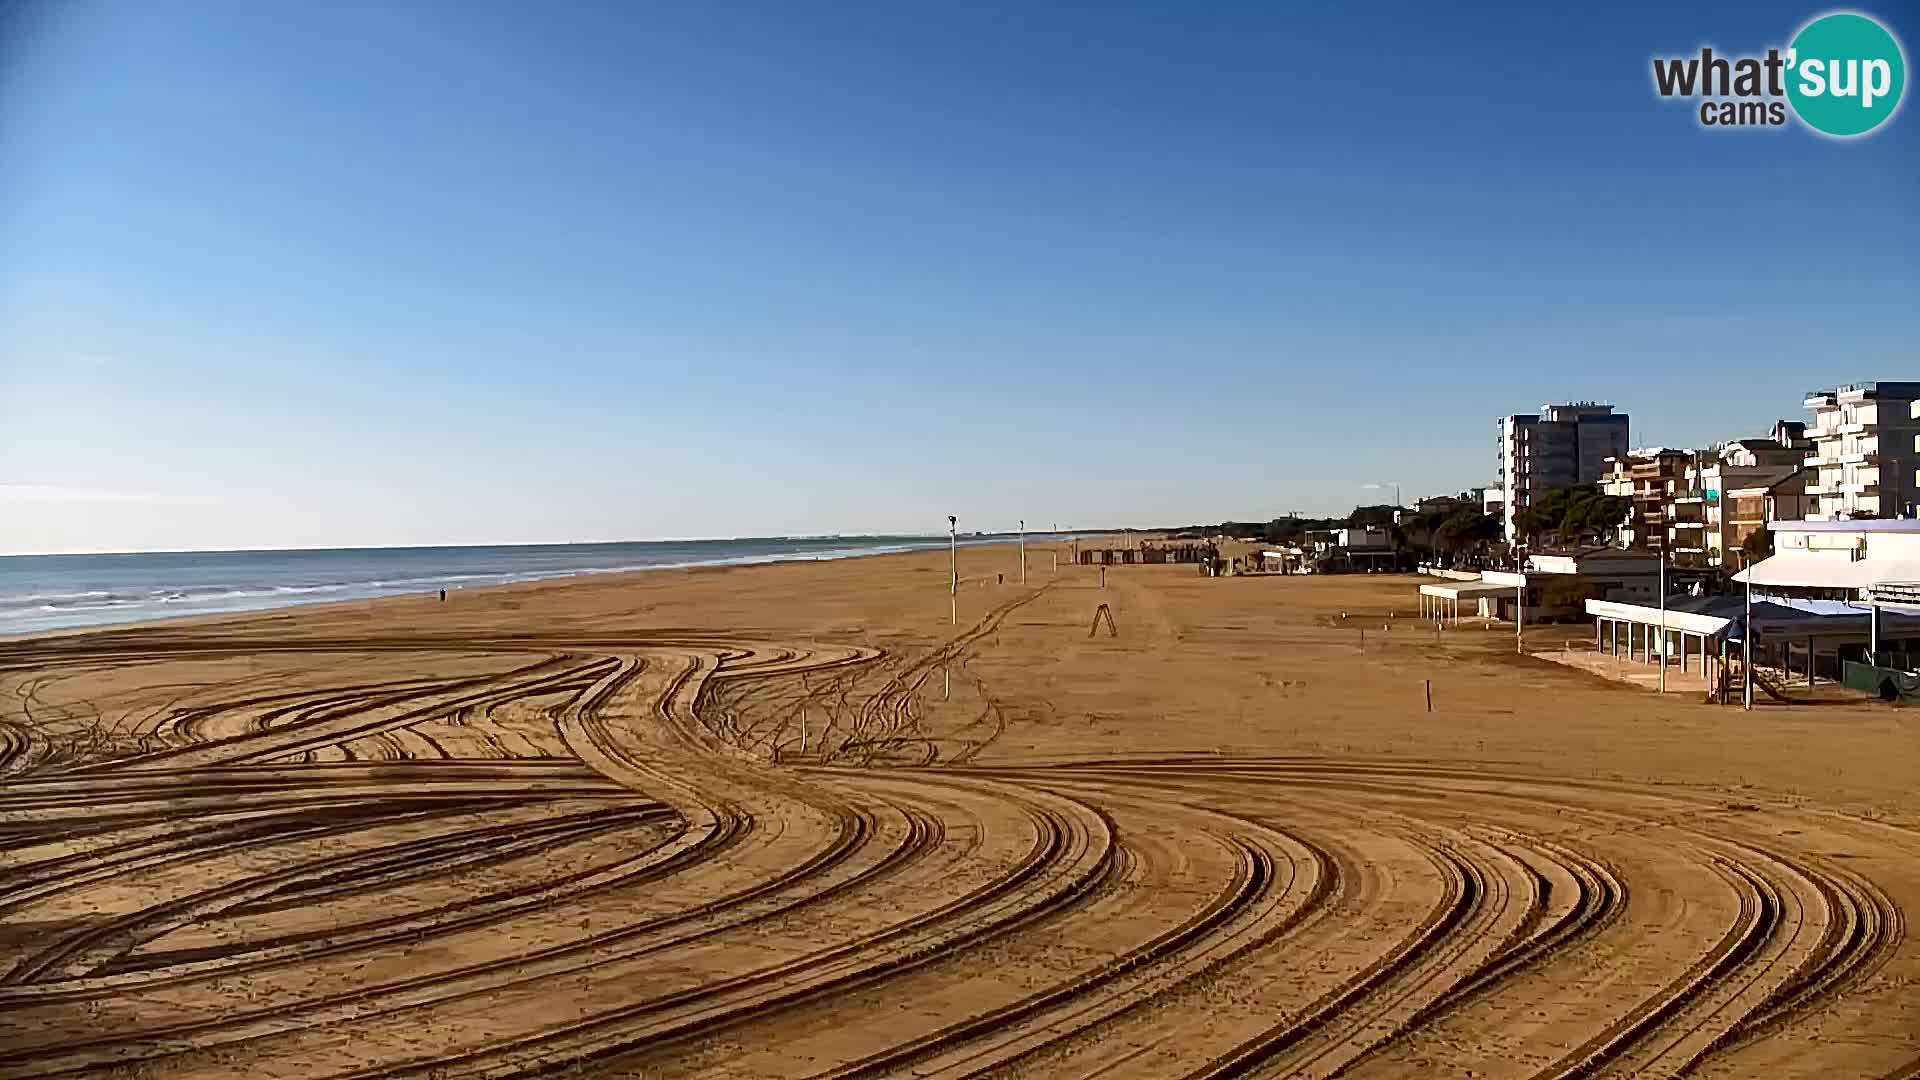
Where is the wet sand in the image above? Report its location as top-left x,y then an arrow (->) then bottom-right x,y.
1,545 -> 1915,1078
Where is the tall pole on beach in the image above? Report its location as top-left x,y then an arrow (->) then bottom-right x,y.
948,515 -> 958,626
1658,540 -> 1667,693
1743,575 -> 1753,710
1019,519 -> 1027,584
1514,546 -> 1524,655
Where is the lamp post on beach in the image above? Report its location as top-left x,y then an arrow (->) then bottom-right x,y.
1019,520 -> 1027,585
948,515 -> 958,626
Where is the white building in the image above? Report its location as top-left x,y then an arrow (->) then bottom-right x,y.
1802,382 -> 1920,521
1731,519 -> 1920,681
1497,403 -> 1630,542
1736,518 -> 1920,597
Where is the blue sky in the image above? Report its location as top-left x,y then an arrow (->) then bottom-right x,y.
2,1 -> 1915,553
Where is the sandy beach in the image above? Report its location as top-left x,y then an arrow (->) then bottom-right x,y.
1,545 -> 1915,1078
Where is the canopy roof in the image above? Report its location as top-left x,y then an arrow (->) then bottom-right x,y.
1733,551 -> 1920,590
1418,581 -> 1513,599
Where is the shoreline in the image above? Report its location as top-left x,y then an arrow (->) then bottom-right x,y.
0,536 -> 1038,642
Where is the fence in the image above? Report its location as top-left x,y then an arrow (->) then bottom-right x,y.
1841,660 -> 1920,703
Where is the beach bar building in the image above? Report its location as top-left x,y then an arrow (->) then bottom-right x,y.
1730,519 -> 1920,680
1578,519 -> 1920,698
1418,578 -> 1512,622
1416,548 -> 1661,624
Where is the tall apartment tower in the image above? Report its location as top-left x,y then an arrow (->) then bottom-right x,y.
1802,382 -> 1920,520
1496,402 -> 1631,542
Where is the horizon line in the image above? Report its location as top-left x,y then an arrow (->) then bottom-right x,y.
0,529 -> 1116,560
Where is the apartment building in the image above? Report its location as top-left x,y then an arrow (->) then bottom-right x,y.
1676,430 -> 1808,566
1803,382 -> 1920,520
1722,471 -> 1811,570
1497,403 -> 1630,542
1601,448 -> 1693,550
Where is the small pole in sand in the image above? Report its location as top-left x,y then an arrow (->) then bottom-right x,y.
1360,628 -> 1366,650
1424,679 -> 1432,712
1100,566 -> 1106,589
948,515 -> 958,626
1052,551 -> 1059,574
1019,519 -> 1027,584
944,665 -> 951,701
799,707 -> 808,754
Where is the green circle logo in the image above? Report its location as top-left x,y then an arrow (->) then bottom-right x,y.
1787,13 -> 1906,136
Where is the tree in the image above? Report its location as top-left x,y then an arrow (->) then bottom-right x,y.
1513,484 -> 1627,547
1347,504 -> 1398,529
1434,511 -> 1503,562
1740,527 -> 1773,563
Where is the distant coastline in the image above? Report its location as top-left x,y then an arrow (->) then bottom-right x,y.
0,534 -> 1058,637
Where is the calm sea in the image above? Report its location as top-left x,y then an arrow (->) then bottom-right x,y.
0,536 -> 968,637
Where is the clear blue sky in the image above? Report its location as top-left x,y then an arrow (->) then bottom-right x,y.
2,1 -> 1915,553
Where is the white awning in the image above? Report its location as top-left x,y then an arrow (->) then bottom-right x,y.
1585,599 -> 1735,636
1418,581 -> 1512,599
1734,552 -> 1920,590
1732,552 -> 1864,588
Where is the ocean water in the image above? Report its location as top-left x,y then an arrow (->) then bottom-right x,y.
0,536 -> 964,637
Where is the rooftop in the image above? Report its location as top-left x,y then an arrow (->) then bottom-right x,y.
1805,381 -> 1920,401
1769,519 -> 1920,534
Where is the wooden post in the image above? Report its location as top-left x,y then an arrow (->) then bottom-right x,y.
1424,679 -> 1432,712
1100,566 -> 1106,589
799,707 -> 808,754
1090,604 -> 1117,637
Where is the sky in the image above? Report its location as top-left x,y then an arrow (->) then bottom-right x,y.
1,1 -> 1916,554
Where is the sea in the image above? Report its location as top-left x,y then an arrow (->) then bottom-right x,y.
0,535 -> 974,637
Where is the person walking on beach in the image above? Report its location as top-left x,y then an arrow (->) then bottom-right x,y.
439,589 -> 446,603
